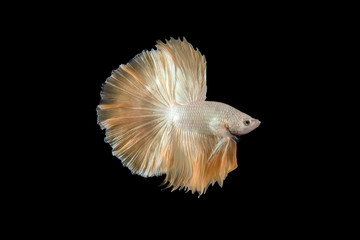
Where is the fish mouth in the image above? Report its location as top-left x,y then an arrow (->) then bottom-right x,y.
254,119 -> 261,128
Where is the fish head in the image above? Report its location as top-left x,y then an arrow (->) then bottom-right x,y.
227,111 -> 261,136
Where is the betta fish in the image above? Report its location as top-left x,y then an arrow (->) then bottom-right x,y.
97,37 -> 260,196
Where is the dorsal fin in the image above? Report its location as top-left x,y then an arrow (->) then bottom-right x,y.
156,37 -> 207,104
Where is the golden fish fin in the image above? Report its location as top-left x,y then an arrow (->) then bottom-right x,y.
204,138 -> 237,190
98,48 -> 176,110
156,37 -> 207,104
161,128 -> 237,196
97,104 -> 171,177
97,48 -> 177,176
161,129 -> 207,193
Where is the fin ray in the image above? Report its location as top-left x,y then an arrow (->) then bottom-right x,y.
161,128 -> 238,195
156,37 -> 207,104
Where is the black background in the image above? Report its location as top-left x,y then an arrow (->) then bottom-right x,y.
67,26 -> 306,213
5,2 -> 353,236
30,6 -> 333,232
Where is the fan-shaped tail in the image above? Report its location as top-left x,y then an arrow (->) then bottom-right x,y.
97,48 -> 175,176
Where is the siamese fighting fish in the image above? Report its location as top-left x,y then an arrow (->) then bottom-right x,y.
97,37 -> 260,196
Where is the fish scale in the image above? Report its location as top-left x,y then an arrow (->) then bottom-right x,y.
169,101 -> 235,136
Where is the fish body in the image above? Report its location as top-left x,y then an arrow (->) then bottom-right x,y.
97,37 -> 260,195
168,101 -> 260,138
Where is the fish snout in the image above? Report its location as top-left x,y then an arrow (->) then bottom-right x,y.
253,119 -> 261,128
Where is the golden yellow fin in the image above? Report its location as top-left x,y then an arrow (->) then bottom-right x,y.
162,128 -> 238,196
156,37 -> 207,104
97,48 -> 176,177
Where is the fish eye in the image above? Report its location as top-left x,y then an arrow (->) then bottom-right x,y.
243,120 -> 251,126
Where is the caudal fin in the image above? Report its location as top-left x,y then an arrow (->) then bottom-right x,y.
97,48 -> 175,177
